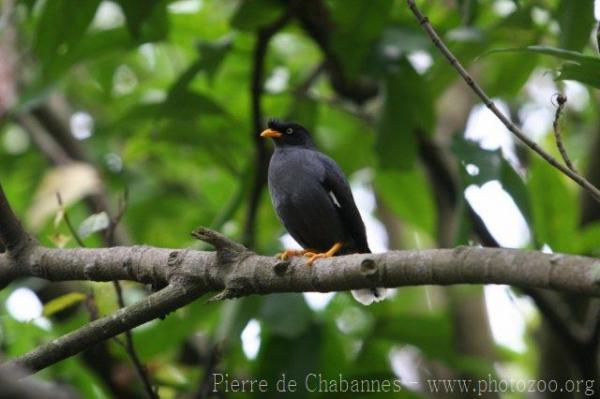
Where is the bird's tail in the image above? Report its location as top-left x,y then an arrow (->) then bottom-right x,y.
351,288 -> 388,305
350,246 -> 388,305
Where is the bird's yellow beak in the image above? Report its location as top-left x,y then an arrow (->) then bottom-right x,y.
260,128 -> 282,138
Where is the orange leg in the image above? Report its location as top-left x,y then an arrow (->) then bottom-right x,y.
277,248 -> 314,260
304,242 -> 343,266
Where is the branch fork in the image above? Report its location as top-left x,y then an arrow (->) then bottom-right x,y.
193,226 -> 259,302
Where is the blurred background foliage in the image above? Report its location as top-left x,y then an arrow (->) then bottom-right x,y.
1,0 -> 600,398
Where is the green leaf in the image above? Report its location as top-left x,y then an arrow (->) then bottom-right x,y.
375,58 -> 434,170
556,0 -> 595,51
78,211 -> 110,239
485,45 -> 600,88
453,138 -> 504,186
559,61 -> 600,89
197,36 -> 234,83
33,0 -> 102,78
527,157 -> 578,252
230,0 -> 283,31
116,0 -> 169,42
485,52 -> 538,98
452,135 -> 532,223
43,292 -> 87,317
486,45 -> 600,64
500,158 -> 532,224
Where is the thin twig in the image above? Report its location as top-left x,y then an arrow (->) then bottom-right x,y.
84,287 -> 124,348
113,280 -> 158,399
106,189 -> 128,247
406,0 -> 600,204
58,190 -> 154,395
55,193 -> 86,247
106,190 -> 157,399
552,93 -> 576,172
84,288 -> 128,347
84,289 -> 99,321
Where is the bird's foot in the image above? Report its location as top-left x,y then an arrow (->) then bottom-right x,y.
277,248 -> 313,260
304,242 -> 343,266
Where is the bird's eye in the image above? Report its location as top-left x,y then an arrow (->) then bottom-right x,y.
285,128 -> 293,135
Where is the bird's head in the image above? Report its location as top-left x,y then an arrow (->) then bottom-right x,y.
260,119 -> 315,148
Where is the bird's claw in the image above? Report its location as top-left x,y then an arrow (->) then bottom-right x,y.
277,249 -> 310,260
305,252 -> 327,266
303,242 -> 343,266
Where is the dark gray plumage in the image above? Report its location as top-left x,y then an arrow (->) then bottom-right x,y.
261,120 -> 385,305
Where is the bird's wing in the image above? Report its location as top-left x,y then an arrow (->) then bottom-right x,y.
317,153 -> 370,253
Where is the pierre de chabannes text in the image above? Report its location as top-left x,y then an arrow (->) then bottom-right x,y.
212,373 -> 596,396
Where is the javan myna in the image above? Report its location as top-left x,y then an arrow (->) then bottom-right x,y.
261,119 -> 386,305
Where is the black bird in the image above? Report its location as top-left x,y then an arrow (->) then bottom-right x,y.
261,120 -> 386,305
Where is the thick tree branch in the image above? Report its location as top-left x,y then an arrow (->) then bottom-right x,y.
406,0 -> 600,204
1,242 -> 599,299
112,280 -> 158,399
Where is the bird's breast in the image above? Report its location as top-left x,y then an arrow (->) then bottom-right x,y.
267,151 -> 346,250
